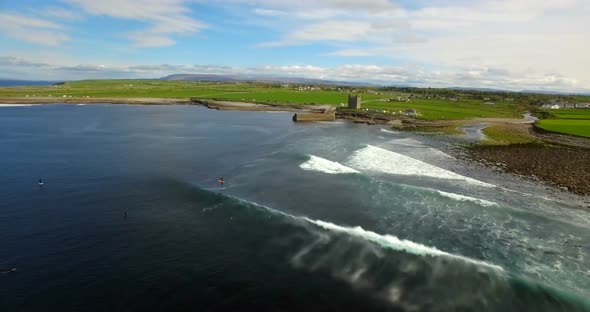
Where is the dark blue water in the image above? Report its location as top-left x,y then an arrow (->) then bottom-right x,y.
1,104 -> 589,311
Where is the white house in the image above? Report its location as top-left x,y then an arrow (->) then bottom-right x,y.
404,108 -> 418,117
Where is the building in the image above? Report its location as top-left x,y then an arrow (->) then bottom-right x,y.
541,103 -> 562,109
404,108 -> 418,117
348,94 -> 361,109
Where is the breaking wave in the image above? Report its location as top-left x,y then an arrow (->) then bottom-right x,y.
436,190 -> 499,207
216,190 -> 503,272
0,104 -> 37,107
170,180 -> 589,310
346,145 -> 495,188
379,128 -> 399,135
300,155 -> 360,174
304,218 -> 503,271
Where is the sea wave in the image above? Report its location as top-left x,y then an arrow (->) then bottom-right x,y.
379,128 -> 399,135
436,190 -> 499,207
221,191 -> 503,271
191,183 -> 588,310
304,218 -> 503,271
346,145 -> 494,188
387,138 -> 425,146
300,155 -> 360,174
0,104 -> 37,107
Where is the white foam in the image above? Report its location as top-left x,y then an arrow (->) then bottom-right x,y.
385,138 -> 455,160
318,121 -> 344,124
300,155 -> 360,174
226,195 -> 504,271
380,128 -> 399,135
346,145 -> 494,188
436,190 -> 498,207
0,104 -> 37,107
305,218 -> 503,271
388,138 -> 425,146
76,103 -> 87,106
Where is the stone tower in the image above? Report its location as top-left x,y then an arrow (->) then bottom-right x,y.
348,94 -> 361,109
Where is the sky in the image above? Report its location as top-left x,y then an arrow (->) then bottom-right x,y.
1,0 -> 589,92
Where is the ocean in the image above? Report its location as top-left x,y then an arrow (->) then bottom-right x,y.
0,104 -> 589,311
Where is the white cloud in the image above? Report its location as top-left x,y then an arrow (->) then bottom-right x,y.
0,56 -> 51,68
259,21 -> 375,47
228,0 -> 395,12
249,0 -> 590,90
252,8 -> 286,17
2,55 -> 588,92
43,7 -> 83,20
64,0 -> 206,47
0,13 -> 64,29
0,13 -> 69,46
2,0 -> 589,91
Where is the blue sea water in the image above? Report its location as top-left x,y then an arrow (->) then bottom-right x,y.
0,104 -> 589,311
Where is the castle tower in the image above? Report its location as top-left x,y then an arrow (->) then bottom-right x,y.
348,94 -> 361,109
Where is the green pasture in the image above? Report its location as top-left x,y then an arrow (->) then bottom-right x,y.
482,124 -> 537,144
536,120 -> 590,138
0,79 -> 529,120
542,109 -> 590,120
535,109 -> 590,137
362,99 -> 523,120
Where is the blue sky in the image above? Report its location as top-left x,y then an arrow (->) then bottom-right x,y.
1,0 -> 589,92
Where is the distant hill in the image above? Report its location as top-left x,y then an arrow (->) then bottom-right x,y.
160,74 -> 377,87
449,87 -> 509,93
0,79 -> 59,87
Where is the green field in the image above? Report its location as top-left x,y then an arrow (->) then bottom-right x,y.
536,109 -> 590,138
537,120 -> 590,138
0,79 -> 528,120
542,109 -> 590,119
362,99 -> 522,120
482,124 -> 537,144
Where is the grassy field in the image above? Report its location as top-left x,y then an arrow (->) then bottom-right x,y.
0,79 -> 528,120
536,109 -> 590,138
482,124 -> 537,144
362,99 -> 523,120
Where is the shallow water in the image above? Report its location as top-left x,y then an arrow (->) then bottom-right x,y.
0,104 -> 589,311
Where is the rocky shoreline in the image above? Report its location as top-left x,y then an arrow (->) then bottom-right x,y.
460,143 -> 590,196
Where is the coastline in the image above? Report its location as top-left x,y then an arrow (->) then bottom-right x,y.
2,96 -> 588,198
0,96 -> 192,105
456,143 -> 590,197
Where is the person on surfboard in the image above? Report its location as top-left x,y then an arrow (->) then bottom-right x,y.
218,177 -> 224,185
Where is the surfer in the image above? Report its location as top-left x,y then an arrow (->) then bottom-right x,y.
218,176 -> 224,185
38,178 -> 44,187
